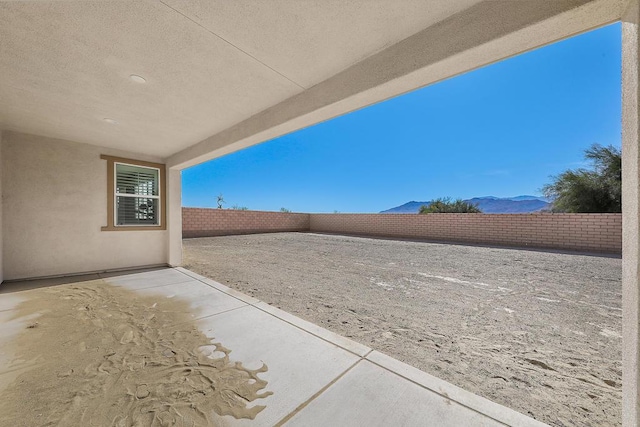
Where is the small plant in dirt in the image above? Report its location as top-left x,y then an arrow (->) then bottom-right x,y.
419,197 -> 482,213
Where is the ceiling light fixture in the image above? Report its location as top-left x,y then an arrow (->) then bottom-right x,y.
103,118 -> 118,124
129,74 -> 147,83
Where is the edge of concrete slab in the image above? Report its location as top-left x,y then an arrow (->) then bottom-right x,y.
175,267 -> 261,304
253,301 -> 371,357
366,351 -> 549,427
176,267 -> 549,427
0,274 -> 101,294
176,267 -> 371,357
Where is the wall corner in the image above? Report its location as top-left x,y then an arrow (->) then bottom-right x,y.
167,168 -> 182,267
0,130 -> 4,284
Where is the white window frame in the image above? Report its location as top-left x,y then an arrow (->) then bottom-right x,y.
114,161 -> 162,227
100,154 -> 166,232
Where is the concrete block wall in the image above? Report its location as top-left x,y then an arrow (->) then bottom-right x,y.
310,213 -> 622,254
182,208 -> 310,238
182,208 -> 622,254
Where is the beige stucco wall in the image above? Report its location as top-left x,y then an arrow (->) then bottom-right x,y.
0,131 -> 3,282
167,168 -> 183,267
622,2 -> 640,425
2,131 -> 168,280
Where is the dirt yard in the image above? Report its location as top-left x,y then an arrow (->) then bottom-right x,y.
183,232 -> 622,427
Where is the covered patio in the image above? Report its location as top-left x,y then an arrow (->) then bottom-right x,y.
0,0 -> 638,425
0,267 -> 545,426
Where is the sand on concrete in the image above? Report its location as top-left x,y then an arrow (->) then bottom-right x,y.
184,232 -> 622,427
0,280 -> 272,427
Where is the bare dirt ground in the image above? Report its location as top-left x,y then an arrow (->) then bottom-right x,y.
183,232 -> 622,427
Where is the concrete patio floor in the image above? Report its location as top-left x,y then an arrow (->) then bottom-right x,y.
0,267 -> 547,426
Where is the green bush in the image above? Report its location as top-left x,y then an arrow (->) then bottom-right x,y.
419,198 -> 481,213
542,144 -> 621,213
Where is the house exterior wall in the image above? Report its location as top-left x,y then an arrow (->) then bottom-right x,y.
2,132 -> 169,280
181,208 -> 621,254
182,208 -> 310,238
167,168 -> 183,266
622,3 -> 640,424
0,131 -> 3,282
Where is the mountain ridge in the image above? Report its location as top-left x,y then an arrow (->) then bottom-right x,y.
381,196 -> 551,214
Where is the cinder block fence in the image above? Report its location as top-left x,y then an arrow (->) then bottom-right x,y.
182,208 -> 310,238
182,208 -> 622,254
309,213 -> 621,254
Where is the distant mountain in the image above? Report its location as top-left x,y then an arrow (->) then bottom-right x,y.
380,201 -> 432,214
381,196 -> 551,214
506,195 -> 549,202
464,197 -> 551,213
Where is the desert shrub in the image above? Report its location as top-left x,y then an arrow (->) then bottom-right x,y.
542,144 -> 621,213
419,198 -> 481,213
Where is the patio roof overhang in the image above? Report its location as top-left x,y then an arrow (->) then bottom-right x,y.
0,0 -> 623,169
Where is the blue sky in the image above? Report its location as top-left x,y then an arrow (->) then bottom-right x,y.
183,23 -> 621,213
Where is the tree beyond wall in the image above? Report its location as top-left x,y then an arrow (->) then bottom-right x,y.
182,208 -> 621,254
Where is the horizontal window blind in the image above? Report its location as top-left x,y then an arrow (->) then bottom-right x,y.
116,164 -> 159,197
115,163 -> 160,226
116,197 -> 159,225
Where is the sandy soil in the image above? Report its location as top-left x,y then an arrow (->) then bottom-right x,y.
0,280 -> 271,427
184,232 -> 622,427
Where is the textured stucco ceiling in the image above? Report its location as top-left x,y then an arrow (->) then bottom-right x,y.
0,0 -> 481,158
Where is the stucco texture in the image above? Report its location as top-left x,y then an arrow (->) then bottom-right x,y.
2,132 -> 168,280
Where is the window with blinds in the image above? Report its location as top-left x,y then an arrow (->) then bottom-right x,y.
115,163 -> 160,226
